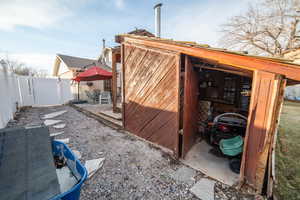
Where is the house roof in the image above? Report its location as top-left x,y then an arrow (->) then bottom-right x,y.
96,29 -> 154,61
53,54 -> 111,76
127,29 -> 155,37
282,46 -> 300,55
116,34 -> 300,81
57,54 -> 111,70
283,48 -> 300,63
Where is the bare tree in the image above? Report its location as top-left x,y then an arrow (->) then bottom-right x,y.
220,0 -> 300,57
0,56 -> 48,77
34,69 -> 48,78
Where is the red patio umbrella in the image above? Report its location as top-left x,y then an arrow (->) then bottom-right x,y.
72,66 -> 112,100
73,66 -> 112,82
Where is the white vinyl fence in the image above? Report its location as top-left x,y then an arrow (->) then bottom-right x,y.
0,68 -> 73,128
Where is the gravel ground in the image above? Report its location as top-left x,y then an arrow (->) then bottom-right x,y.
7,105 -> 256,200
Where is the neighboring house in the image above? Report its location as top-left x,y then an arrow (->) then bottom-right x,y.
52,28 -> 154,102
283,48 -> 300,64
98,47 -> 122,103
53,54 -> 112,101
283,49 -> 300,100
98,29 -> 155,107
53,54 -> 111,77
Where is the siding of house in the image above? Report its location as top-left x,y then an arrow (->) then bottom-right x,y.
56,67 -> 106,102
59,71 -> 74,79
101,48 -> 122,96
283,49 -> 300,100
58,62 -> 70,75
77,80 -> 104,101
283,49 -> 300,64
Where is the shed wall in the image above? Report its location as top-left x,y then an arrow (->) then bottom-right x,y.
240,71 -> 284,192
123,43 -> 180,154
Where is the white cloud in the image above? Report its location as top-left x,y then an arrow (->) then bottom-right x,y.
115,0 -> 125,9
0,52 -> 55,75
0,0 -> 72,31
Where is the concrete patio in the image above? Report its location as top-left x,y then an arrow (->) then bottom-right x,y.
71,103 -> 122,128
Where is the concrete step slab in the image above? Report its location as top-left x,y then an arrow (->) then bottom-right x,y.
190,178 -> 215,200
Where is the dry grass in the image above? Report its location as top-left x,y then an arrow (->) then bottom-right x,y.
275,100 -> 300,200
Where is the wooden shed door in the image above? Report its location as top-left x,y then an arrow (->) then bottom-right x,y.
182,56 -> 199,157
122,44 -> 180,155
240,71 -> 284,192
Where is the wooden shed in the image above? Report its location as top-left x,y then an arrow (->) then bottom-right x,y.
114,34 -> 300,195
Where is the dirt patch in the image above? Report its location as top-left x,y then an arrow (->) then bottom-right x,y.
7,105 -> 255,200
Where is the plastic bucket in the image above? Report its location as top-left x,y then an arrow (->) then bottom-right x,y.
50,141 -> 87,200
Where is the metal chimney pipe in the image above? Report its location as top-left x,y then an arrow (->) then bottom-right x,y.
154,3 -> 162,37
102,39 -> 106,49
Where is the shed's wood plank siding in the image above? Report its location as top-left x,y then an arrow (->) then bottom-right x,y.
182,56 -> 199,157
123,44 -> 180,154
240,71 -> 284,192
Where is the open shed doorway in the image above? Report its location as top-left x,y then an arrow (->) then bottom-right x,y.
179,55 -> 253,186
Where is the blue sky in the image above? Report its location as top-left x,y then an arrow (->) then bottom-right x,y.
0,0 -> 253,74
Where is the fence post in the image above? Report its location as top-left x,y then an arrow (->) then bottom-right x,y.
17,76 -> 23,107
57,77 -> 62,105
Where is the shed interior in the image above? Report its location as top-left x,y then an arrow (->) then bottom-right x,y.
180,56 -> 253,185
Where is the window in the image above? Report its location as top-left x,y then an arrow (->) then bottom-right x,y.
104,79 -> 111,92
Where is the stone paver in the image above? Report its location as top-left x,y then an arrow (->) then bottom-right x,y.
190,178 -> 215,200
169,166 -> 196,184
